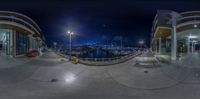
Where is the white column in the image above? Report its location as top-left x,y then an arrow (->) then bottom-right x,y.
29,35 -> 33,51
165,39 -> 168,53
187,37 -> 190,54
171,25 -> 177,60
13,31 -> 16,57
191,42 -> 194,53
170,12 -> 179,61
159,37 -> 162,54
192,42 -> 195,53
155,39 -> 158,53
9,30 -> 13,57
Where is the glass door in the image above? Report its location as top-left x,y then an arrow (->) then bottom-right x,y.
0,41 -> 2,52
0,29 -> 12,55
16,32 -> 29,55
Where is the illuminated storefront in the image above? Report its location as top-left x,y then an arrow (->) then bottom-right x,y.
151,10 -> 200,60
0,11 -> 45,57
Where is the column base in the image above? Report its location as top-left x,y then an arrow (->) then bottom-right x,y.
171,57 -> 176,61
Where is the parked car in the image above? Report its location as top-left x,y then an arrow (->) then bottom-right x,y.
26,50 -> 40,57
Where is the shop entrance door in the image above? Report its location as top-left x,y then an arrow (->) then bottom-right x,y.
0,30 -> 12,56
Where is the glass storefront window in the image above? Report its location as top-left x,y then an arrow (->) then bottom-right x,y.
0,29 -> 37,56
30,37 -> 38,50
0,41 -> 2,51
0,29 -> 12,55
16,32 -> 29,55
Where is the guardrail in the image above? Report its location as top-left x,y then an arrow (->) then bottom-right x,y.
78,51 -> 142,66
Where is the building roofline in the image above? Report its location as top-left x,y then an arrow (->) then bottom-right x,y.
180,11 -> 200,15
0,11 -> 42,32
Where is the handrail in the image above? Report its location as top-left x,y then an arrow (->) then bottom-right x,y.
79,51 -> 140,62
78,51 -> 142,66
177,15 -> 200,21
180,11 -> 200,15
177,20 -> 200,28
0,21 -> 35,35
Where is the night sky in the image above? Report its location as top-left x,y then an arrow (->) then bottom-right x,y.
0,0 -> 200,47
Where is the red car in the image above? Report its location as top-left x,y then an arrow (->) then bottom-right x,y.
26,50 -> 40,57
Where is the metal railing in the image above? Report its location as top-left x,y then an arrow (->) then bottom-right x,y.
177,17 -> 200,25
0,16 -> 40,35
180,11 -> 200,17
78,51 -> 142,66
79,52 -> 136,62
56,50 -> 142,66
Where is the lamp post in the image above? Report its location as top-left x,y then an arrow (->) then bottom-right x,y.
67,30 -> 74,60
53,42 -> 57,51
139,40 -> 144,49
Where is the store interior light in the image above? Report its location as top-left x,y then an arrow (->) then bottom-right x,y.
192,40 -> 198,43
188,35 -> 198,39
194,24 -> 198,28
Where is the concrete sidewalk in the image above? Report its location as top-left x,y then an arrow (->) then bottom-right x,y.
0,51 -> 200,99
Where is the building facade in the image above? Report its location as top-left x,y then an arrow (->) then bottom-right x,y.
151,10 -> 200,60
0,11 -> 45,57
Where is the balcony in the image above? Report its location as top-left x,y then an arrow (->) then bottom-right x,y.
0,11 -> 41,32
0,16 -> 41,35
177,16 -> 200,26
180,11 -> 200,17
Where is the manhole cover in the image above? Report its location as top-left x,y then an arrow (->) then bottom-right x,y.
51,78 -> 58,82
144,70 -> 148,74
195,73 -> 200,78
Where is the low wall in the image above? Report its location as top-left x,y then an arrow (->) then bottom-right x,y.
78,52 -> 142,66
155,55 -> 171,64
56,52 -> 69,58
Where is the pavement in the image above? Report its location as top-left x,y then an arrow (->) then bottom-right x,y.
0,53 -> 33,68
1,51 -> 200,99
177,52 -> 200,68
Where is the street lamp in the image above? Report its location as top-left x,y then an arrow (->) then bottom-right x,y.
139,40 -> 144,49
67,30 -> 74,60
53,42 -> 57,51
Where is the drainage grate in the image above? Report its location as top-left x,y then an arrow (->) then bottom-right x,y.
195,73 -> 200,78
51,78 -> 58,82
144,70 -> 148,74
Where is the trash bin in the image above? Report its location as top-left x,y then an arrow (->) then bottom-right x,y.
71,56 -> 79,64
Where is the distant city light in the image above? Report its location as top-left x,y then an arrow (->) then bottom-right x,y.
85,41 -> 97,45
139,40 -> 144,45
53,42 -> 57,46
